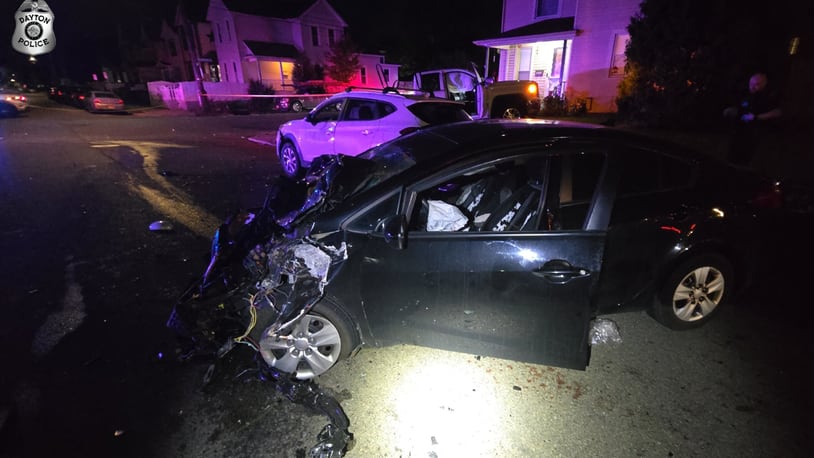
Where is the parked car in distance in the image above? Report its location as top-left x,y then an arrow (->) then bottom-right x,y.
180,119 -> 785,380
281,80 -> 330,112
0,99 -> 20,117
83,90 -> 125,113
0,89 -> 29,112
275,88 -> 472,177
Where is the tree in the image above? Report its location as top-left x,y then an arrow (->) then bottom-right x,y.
292,54 -> 322,83
618,0 -> 792,128
325,35 -> 360,84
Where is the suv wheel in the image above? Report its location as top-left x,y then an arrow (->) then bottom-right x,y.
649,254 -> 734,330
279,141 -> 302,178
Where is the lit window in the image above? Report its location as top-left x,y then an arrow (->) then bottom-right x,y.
536,0 -> 559,18
609,33 -> 630,77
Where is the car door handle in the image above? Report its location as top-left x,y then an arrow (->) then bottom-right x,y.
533,259 -> 590,284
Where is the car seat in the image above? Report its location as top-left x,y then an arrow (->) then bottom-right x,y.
479,181 -> 543,232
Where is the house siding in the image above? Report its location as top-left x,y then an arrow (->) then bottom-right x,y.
483,0 -> 641,112
502,0 -> 578,32
567,0 -> 640,111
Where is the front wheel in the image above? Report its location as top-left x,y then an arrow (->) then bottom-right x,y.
649,254 -> 734,330
258,301 -> 358,380
291,100 -> 303,112
278,141 -> 302,178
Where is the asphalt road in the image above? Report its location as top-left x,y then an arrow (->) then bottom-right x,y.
0,94 -> 811,458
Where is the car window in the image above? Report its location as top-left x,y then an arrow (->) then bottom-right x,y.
617,148 -> 695,196
408,157 -> 548,233
552,151 -> 606,230
419,72 -> 442,94
94,92 -> 118,98
407,102 -> 472,124
343,98 -> 389,121
345,191 -> 401,233
310,98 -> 344,122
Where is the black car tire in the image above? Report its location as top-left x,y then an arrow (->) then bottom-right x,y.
278,141 -> 303,178
291,100 -> 304,112
259,299 -> 359,380
650,254 -> 734,330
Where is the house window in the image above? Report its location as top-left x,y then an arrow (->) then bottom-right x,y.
217,23 -> 222,43
233,62 -> 238,79
382,68 -> 390,83
225,21 -> 231,42
311,26 -> 319,46
535,0 -> 559,18
609,33 -> 630,77
167,39 -> 177,57
518,47 -> 532,80
328,29 -> 335,46
361,67 -> 367,85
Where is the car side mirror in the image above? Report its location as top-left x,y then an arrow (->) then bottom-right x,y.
381,215 -> 407,249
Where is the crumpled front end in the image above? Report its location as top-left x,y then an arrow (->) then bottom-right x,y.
235,236 -> 348,378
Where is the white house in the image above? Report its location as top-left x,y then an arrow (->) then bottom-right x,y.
206,0 -> 398,93
474,0 -> 641,112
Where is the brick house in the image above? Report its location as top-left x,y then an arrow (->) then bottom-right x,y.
474,0 -> 641,112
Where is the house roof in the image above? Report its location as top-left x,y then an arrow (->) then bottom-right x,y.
244,41 -> 299,59
473,17 -> 576,48
222,0 -> 317,18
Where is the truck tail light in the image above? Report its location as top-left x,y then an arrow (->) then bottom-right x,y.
526,83 -> 538,96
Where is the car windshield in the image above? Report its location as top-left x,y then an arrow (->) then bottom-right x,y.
95,92 -> 118,98
349,131 -> 458,195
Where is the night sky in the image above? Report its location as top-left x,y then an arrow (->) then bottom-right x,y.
1,0 -> 503,85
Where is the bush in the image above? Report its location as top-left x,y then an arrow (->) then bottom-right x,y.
248,79 -> 276,113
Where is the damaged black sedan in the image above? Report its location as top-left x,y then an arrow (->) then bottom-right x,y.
169,118 -> 782,382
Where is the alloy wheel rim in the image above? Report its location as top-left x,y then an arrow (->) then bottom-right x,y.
671,266 -> 725,322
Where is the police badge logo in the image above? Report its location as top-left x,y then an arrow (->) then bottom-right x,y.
12,0 -> 55,56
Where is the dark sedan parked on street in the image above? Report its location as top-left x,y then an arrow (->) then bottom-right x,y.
172,119 -> 782,379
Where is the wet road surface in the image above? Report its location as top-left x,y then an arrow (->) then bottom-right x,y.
0,96 -> 811,457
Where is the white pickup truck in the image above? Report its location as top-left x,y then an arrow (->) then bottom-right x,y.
396,64 -> 541,119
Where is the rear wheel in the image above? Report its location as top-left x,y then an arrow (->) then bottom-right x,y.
649,254 -> 734,330
258,301 -> 358,380
501,107 -> 522,119
278,141 -> 302,178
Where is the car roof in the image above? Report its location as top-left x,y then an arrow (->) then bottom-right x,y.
385,118 -> 716,172
327,88 -> 463,105
418,118 -> 700,153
